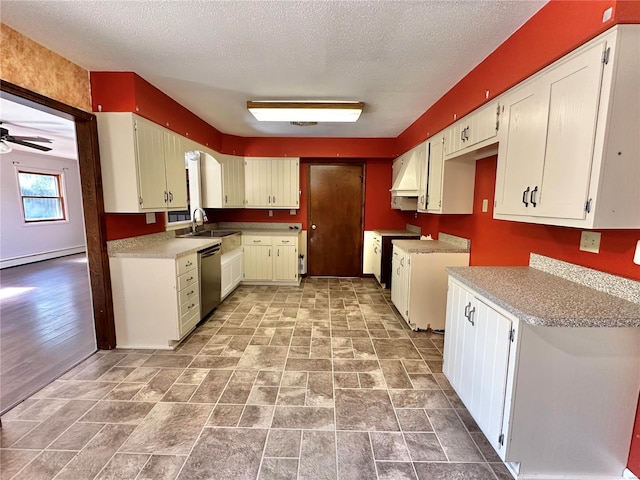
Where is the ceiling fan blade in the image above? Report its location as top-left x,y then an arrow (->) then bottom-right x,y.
7,138 -> 52,152
7,135 -> 53,143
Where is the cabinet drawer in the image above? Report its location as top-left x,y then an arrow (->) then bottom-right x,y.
178,270 -> 198,291
242,235 -> 273,246
180,294 -> 199,318
275,236 -> 297,246
177,254 -> 197,276
179,282 -> 199,304
180,309 -> 200,338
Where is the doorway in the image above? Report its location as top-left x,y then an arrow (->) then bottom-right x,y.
307,163 -> 364,276
0,81 -> 114,414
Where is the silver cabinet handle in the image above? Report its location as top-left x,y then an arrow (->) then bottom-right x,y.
272,196 -> 276,203
268,249 -> 271,257
164,191 -> 168,202
169,191 -> 173,202
530,186 -> 538,207
468,306 -> 476,326
253,239 -> 261,243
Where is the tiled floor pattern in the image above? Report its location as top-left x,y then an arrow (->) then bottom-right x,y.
0,278 -> 513,480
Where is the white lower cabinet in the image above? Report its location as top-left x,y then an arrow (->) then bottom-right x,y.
242,233 -> 300,285
390,245 -> 470,331
110,253 -> 200,349
221,248 -> 243,300
443,276 -> 640,479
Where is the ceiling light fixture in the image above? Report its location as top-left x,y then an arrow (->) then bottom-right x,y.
247,101 -> 364,123
0,139 -> 12,154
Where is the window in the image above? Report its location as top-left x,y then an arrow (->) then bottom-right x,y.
18,171 -> 66,222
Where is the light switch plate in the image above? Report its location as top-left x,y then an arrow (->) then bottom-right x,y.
634,240 -> 640,265
482,199 -> 489,213
580,231 -> 601,254
268,210 -> 273,217
145,212 -> 156,224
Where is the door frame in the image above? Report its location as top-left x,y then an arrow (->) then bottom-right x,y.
306,161 -> 367,276
1,80 -> 116,349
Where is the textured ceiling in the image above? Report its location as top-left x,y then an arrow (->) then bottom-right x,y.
1,0 -> 547,138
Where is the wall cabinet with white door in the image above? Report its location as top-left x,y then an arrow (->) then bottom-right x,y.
443,275 -> 640,479
96,112 -> 188,213
244,157 -> 300,209
242,233 -> 300,285
110,253 -> 200,349
201,151 -> 245,209
390,241 -> 469,330
494,25 -> 640,229
444,101 -> 500,158
417,135 -> 476,214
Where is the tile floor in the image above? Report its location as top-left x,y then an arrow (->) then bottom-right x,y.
0,277 -> 513,480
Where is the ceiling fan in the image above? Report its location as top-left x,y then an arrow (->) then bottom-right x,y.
0,125 -> 52,152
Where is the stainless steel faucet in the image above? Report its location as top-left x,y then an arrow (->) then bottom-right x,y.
192,208 -> 208,233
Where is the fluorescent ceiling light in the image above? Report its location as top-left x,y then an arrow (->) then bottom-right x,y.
247,101 -> 364,122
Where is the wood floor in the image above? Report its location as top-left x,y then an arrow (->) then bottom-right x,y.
0,254 -> 96,414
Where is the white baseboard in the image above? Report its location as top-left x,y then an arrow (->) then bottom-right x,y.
623,468 -> 639,480
1,246 -> 86,269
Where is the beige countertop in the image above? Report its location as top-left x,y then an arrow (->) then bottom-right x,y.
392,239 -> 469,254
109,237 -> 221,259
447,266 -> 640,328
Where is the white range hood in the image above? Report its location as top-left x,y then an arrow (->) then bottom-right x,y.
390,146 -> 420,197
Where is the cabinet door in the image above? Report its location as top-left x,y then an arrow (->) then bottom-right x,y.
163,130 -> 188,209
426,138 -> 444,213
271,158 -> 299,208
274,245 -> 297,281
399,253 -> 410,322
468,298 -> 512,453
494,79 -> 549,215
243,245 -> 272,280
372,236 -> 382,284
231,251 -> 243,288
473,101 -> 499,145
244,158 -> 271,208
416,143 -> 428,211
443,280 -> 474,395
391,249 -> 401,308
219,154 -> 244,208
535,40 -> 606,220
134,117 -> 167,210
221,258 -> 233,299
231,157 -> 245,207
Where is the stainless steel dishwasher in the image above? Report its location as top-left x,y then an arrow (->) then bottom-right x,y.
198,243 -> 221,320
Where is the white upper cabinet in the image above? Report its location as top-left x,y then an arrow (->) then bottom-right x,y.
425,137 -> 444,213
201,151 -> 245,208
445,101 -> 500,158
495,25 -> 640,228
97,112 -> 188,213
423,135 -> 475,215
220,154 -> 245,208
245,157 -> 300,209
163,130 -> 188,209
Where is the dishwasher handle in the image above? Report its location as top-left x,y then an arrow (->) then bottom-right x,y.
200,245 -> 221,258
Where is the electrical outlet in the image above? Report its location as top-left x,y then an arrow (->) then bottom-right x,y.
145,212 -> 156,224
580,231 -> 601,254
268,210 -> 273,217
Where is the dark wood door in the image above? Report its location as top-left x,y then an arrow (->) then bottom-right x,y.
308,164 -> 364,276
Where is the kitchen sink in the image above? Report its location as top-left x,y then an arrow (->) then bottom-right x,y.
179,229 -> 240,238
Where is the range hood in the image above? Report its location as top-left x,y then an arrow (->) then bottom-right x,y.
390,149 -> 419,197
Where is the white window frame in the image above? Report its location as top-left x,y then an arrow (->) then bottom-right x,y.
16,166 -> 69,225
